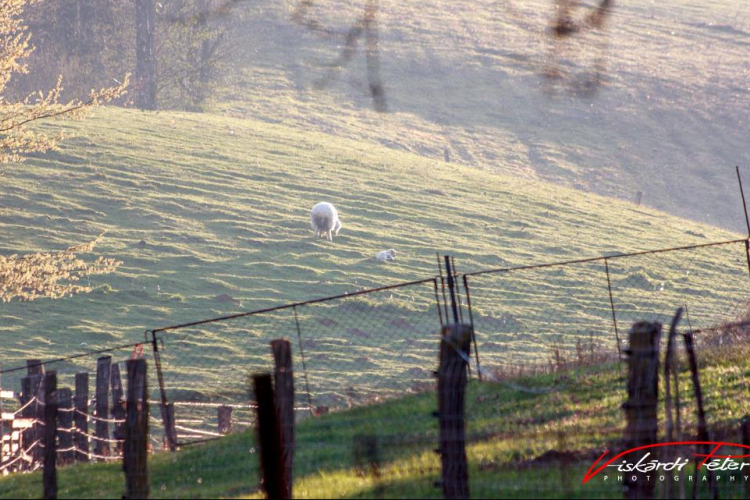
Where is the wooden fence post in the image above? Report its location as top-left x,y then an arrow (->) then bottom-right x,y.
27,359 -> 44,377
74,373 -> 90,463
43,371 -> 57,500
254,374 -> 289,500
437,324 -> 472,500
160,403 -> 178,451
354,435 -> 383,498
111,363 -> 126,455
124,358 -> 150,499
623,322 -> 661,500
217,406 -> 232,435
20,376 -> 39,470
57,388 -> 74,466
271,339 -> 295,497
95,356 -> 112,460
684,331 -> 717,500
742,419 -> 750,499
34,372 -> 47,466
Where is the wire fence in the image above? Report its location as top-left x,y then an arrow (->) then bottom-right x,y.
2,236 -> 750,498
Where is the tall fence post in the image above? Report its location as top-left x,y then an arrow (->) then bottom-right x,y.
43,371 -> 57,500
124,358 -> 150,499
254,374 -> 289,500
437,324 -> 472,500
57,388 -> 74,466
684,331 -> 717,500
95,356 -> 112,460
74,373 -> 90,463
623,322 -> 661,500
271,339 -> 295,497
111,363 -> 126,455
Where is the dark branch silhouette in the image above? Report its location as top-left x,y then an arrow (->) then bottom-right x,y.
294,0 -> 388,113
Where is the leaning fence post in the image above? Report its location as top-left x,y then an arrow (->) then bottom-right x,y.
57,388 -> 74,466
74,373 -> 90,463
43,371 -> 58,500
95,356 -> 112,460
437,324 -> 472,500
623,322 -> 661,500
160,403 -> 178,451
271,339 -> 295,497
254,374 -> 289,500
124,358 -> 150,499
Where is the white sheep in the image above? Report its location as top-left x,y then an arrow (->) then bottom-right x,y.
310,202 -> 342,241
375,249 -> 396,261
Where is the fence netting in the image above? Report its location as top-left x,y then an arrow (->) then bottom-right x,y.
3,239 -> 750,498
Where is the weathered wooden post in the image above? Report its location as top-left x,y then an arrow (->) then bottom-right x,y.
27,359 -> 44,377
20,375 -> 40,470
742,419 -> 750,499
57,388 -> 74,465
354,435 -> 383,498
623,322 -> 661,500
271,339 -> 295,497
254,374 -> 289,500
160,403 -> 178,451
124,358 -> 150,499
217,406 -> 233,435
684,331 -> 717,500
74,373 -> 90,463
95,356 -> 112,460
437,324 -> 472,500
43,371 -> 58,500
33,372 -> 47,466
111,363 -> 126,455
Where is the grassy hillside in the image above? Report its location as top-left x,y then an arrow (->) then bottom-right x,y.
0,106 -> 747,409
3,344 -> 750,499
215,0 -> 750,230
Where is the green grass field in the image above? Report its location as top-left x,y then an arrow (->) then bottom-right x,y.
3,343 -> 750,499
0,105 -> 747,410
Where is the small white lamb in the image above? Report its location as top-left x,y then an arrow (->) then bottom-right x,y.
310,202 -> 342,241
376,249 -> 396,261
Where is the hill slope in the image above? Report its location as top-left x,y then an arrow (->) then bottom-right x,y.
0,107 -> 747,405
215,0 -> 750,230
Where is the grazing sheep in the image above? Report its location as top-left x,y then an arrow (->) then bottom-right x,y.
310,202 -> 342,241
375,249 -> 396,261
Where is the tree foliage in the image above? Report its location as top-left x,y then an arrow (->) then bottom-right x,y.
0,0 -> 124,301
0,234 -> 122,303
0,0 -> 129,163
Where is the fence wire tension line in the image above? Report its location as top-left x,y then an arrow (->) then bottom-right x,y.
3,168 -> 750,498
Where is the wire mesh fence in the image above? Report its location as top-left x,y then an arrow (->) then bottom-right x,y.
3,237 -> 750,498
149,278 -> 443,448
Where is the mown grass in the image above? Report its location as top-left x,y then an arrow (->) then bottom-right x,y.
3,341 -> 750,499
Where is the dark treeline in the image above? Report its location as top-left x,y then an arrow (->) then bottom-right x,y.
8,0 -> 244,111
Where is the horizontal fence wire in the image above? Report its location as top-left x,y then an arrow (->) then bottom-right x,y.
3,237 -> 750,498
